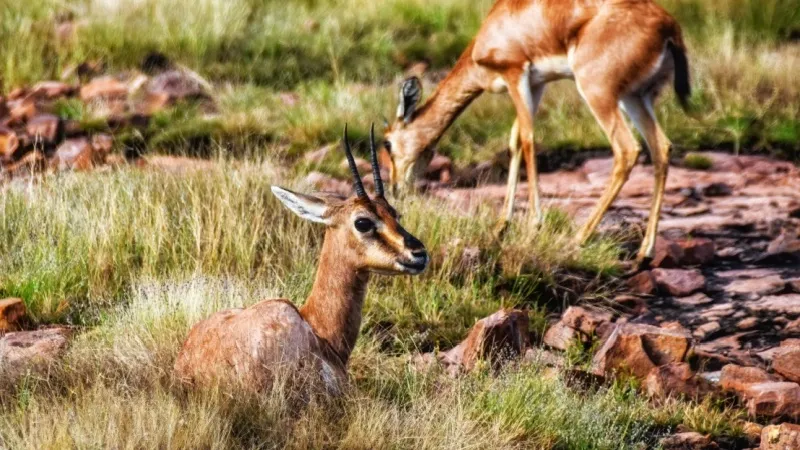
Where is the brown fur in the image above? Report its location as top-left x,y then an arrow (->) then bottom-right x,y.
384,0 -> 690,262
174,192 -> 427,393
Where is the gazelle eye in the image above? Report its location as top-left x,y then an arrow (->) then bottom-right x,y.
383,141 -> 392,153
354,218 -> 375,233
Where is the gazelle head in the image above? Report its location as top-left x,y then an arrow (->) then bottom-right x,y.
272,125 -> 429,275
383,77 -> 433,195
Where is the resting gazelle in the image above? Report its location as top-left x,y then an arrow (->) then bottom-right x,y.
174,125 -> 429,392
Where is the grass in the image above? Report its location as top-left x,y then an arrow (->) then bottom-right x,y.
0,0 -> 798,163
0,0 -> 792,446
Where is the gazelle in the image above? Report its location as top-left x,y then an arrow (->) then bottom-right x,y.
383,0 -> 690,263
174,125 -> 429,393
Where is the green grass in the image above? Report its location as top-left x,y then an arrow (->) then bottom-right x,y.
0,0 -> 790,446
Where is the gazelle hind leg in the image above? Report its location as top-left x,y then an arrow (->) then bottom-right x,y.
620,94 -> 671,261
574,88 -> 641,245
501,118 -> 522,225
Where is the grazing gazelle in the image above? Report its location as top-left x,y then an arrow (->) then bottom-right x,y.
383,0 -> 690,263
174,125 -> 428,393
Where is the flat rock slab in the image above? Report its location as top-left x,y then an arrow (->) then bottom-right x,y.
0,327 -> 72,370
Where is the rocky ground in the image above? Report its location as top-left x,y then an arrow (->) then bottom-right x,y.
2,72 -> 800,447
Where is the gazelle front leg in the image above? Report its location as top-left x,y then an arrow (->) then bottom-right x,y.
495,67 -> 545,236
498,119 -> 522,228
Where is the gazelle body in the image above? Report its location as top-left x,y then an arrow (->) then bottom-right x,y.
174,126 -> 428,393
383,0 -> 690,262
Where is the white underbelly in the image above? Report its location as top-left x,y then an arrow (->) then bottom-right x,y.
529,55 -> 574,84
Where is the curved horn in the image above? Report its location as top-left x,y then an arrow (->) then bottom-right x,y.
369,123 -> 384,198
342,124 -> 367,199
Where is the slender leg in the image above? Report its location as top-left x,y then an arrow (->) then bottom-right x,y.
502,118 -> 522,224
495,66 -> 545,234
573,84 -> 641,245
620,94 -> 671,261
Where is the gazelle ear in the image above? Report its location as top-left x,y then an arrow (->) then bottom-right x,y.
271,186 -> 332,225
397,77 -> 422,124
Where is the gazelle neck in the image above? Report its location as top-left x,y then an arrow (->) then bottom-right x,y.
406,42 -> 485,148
300,230 -> 370,365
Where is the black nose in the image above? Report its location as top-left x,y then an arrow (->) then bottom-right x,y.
411,248 -> 427,259
404,233 -> 425,252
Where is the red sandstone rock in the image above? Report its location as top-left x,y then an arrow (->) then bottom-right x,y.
543,320 -> 580,351
627,271 -> 655,295
676,238 -> 715,265
651,238 -> 684,268
659,432 -> 719,450
742,382 -> 800,419
720,364 -> 780,395
773,347 -> 800,383
440,309 -> 529,374
652,268 -> 706,296
80,76 -> 128,102
591,323 -> 691,379
26,114 -> 61,145
0,327 -> 72,370
561,306 -> 613,336
50,138 -> 95,171
761,423 -> 800,449
643,362 -> 715,400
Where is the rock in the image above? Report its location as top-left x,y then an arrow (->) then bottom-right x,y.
627,271 -> 656,295
693,321 -> 721,340
90,133 -> 113,159
764,231 -> 800,258
781,338 -> 800,348
643,362 -> 715,400
725,275 -> 788,298
0,126 -> 19,161
4,150 -> 45,177
0,298 -> 26,332
742,421 -> 763,443
773,347 -> 800,383
0,327 -> 72,371
748,295 -> 800,315
612,294 -> 647,315
659,432 -> 719,450
522,347 -> 564,367
720,364 -> 780,395
674,292 -> 713,307
652,268 -> 706,296
561,306 -> 613,336
80,76 -> 128,102
676,238 -> 715,265
6,98 -> 36,124
26,114 -> 61,145
140,68 -> 213,114
784,318 -> 800,335
742,382 -> 800,419
761,423 -> 800,449
591,323 -> 691,379
702,182 -> 733,197
50,138 -> 96,171
543,320 -> 580,351
736,317 -> 759,330
30,81 -> 77,99
440,309 -> 529,374
652,237 -> 684,268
